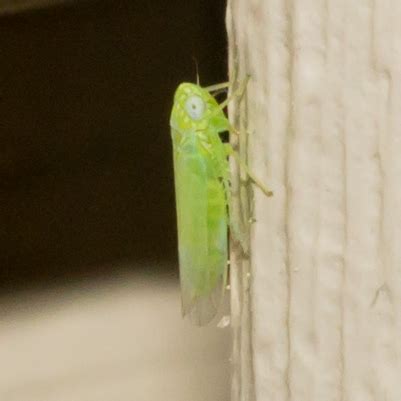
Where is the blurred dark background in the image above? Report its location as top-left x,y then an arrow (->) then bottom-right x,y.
0,0 -> 227,292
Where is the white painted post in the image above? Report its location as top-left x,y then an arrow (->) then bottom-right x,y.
227,1 -> 401,400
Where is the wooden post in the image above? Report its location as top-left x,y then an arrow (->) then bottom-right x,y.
227,1 -> 401,400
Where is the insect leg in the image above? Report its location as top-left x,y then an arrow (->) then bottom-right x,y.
203,82 -> 230,93
222,173 -> 249,255
224,143 -> 273,197
218,75 -> 250,111
206,76 -> 250,108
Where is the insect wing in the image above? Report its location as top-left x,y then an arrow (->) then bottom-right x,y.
172,128 -> 228,325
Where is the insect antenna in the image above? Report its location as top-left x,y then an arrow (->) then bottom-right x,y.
192,56 -> 200,85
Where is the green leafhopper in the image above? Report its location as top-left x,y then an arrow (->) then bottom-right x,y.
170,78 -> 272,326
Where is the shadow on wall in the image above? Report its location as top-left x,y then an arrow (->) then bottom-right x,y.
0,0 -> 227,290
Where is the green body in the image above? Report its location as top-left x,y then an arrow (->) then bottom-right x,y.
170,83 -> 230,325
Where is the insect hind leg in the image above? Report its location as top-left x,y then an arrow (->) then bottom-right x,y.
221,174 -> 249,255
224,143 -> 273,197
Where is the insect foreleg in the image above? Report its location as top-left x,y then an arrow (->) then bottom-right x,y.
204,82 -> 230,93
218,75 -> 250,111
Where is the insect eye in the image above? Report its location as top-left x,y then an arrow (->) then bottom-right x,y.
185,95 -> 205,120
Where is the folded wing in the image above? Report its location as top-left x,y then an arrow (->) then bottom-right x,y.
172,129 -> 228,325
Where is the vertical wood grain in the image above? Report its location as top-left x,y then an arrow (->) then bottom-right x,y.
227,1 -> 401,400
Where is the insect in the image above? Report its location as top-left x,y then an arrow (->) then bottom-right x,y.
170,78 -> 272,325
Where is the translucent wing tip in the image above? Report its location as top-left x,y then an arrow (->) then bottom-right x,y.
181,275 -> 226,326
184,296 -> 218,326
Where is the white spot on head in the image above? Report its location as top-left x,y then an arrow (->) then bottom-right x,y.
185,95 -> 205,120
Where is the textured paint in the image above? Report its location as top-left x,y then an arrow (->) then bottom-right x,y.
227,1 -> 401,400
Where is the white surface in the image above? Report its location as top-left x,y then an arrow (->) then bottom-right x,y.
0,272 -> 229,401
227,1 -> 401,400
